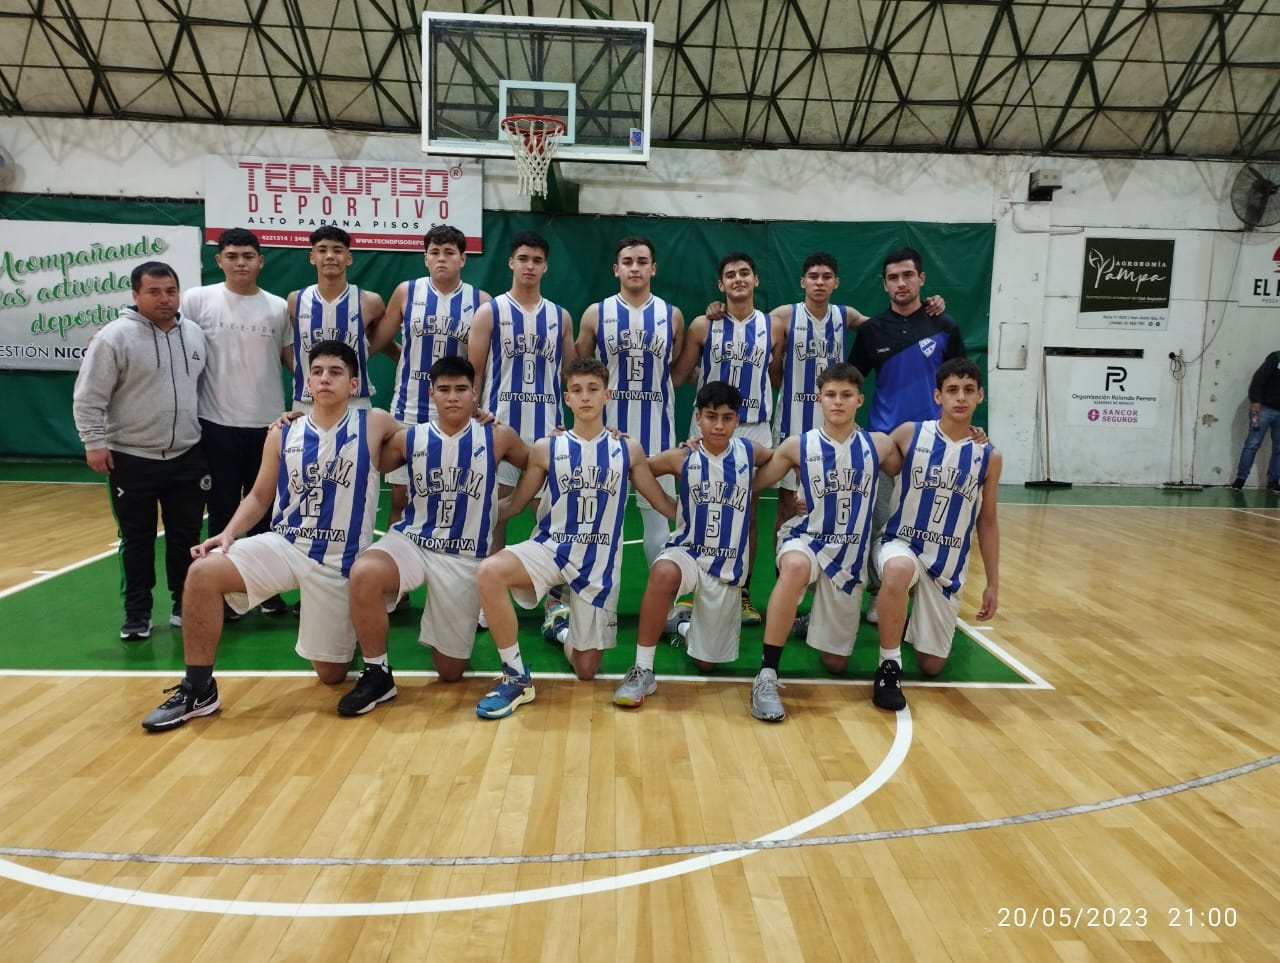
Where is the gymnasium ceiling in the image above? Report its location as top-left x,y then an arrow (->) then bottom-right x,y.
1,0 -> 1277,161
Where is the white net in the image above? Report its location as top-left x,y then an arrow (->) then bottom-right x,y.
501,115 -> 566,197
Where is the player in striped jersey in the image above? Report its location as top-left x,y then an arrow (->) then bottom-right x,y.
748,363 -> 903,723
576,236 -> 685,573
337,356 -> 529,717
613,381 -> 774,708
368,224 -> 491,526
872,357 -> 1001,711
672,253 -> 777,625
467,231 -> 575,552
286,226 -> 386,410
474,358 -> 677,719
141,341 -> 403,732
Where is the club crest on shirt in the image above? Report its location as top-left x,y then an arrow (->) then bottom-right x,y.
918,338 -> 938,357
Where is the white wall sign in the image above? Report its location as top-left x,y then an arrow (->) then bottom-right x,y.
1065,359 -> 1160,429
1233,239 -> 1280,307
203,154 -> 483,252
0,222 -> 202,370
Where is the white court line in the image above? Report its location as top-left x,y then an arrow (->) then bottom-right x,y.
956,617 -> 1053,690
0,706 -> 911,916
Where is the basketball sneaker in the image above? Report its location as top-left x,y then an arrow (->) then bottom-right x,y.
740,589 -> 762,625
864,595 -> 879,624
223,602 -> 242,623
542,602 -> 570,645
120,614 -> 151,641
476,664 -> 535,719
141,678 -> 220,731
791,613 -> 809,638
872,659 -> 906,711
476,607 -> 489,632
169,600 -> 182,627
337,665 -> 397,716
613,666 -> 657,708
1228,477 -> 1245,491
750,667 -> 785,722
664,600 -> 693,639
259,594 -> 289,616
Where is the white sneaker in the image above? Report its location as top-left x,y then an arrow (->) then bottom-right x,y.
476,607 -> 488,632
865,595 -> 879,624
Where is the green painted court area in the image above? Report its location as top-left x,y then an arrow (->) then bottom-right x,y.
0,466 -> 1027,684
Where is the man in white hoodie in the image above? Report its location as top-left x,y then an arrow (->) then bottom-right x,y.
73,261 -> 209,642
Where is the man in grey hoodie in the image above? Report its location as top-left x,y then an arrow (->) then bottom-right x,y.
73,261 -> 210,641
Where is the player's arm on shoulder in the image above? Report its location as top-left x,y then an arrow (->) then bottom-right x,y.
558,307 -> 575,373
923,294 -> 946,316
575,302 -> 599,358
669,306 -> 686,361
500,439 -> 550,521
768,307 -> 789,387
877,423 -> 913,476
628,438 -> 677,519
467,301 -> 495,375
975,448 -> 1001,619
670,315 -> 707,386
842,305 -> 870,328
648,446 -> 688,479
495,424 -> 530,471
374,418 -> 409,473
753,435 -> 800,491
752,441 -> 775,467
368,282 -> 407,354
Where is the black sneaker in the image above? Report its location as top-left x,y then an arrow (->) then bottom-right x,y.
872,659 -> 906,711
259,594 -> 288,616
120,614 -> 152,641
1229,477 -> 1246,491
1269,481 -> 1280,495
169,602 -> 182,627
792,613 -> 809,639
337,666 -> 397,716
223,602 -> 242,622
141,678 -> 221,731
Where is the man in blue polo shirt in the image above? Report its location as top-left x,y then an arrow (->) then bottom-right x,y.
848,246 -> 966,621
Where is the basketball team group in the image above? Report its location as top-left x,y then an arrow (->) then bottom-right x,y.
69,225 -> 1000,733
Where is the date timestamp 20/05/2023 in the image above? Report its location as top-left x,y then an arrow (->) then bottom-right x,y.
997,906 -> 1238,928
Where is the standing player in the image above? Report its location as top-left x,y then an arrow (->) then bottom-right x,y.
672,253 -> 776,624
181,227 -> 292,617
473,358 -> 677,719
286,226 -> 386,411
748,363 -> 902,723
338,356 -> 529,716
872,357 -> 1001,711
467,230 -> 575,550
850,246 -> 965,623
140,341 -> 403,732
72,262 -> 208,640
576,236 -> 684,572
368,224 -> 490,525
613,381 -> 772,708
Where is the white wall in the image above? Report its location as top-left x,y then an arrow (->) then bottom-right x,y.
2,115 -> 1276,485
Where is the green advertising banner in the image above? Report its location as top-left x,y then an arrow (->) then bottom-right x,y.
0,221 -> 203,369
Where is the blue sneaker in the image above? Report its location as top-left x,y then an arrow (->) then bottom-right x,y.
476,664 -> 535,719
541,602 -> 570,645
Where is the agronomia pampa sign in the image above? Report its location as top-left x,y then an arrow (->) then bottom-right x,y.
1078,237 -> 1175,330
203,154 -> 483,253
0,222 -> 202,371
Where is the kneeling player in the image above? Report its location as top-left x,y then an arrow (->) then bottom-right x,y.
474,358 -> 677,719
614,381 -> 772,707
338,356 -> 529,716
873,357 -> 1001,710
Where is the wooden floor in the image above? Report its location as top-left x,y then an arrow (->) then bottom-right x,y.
1,481 -> 1277,961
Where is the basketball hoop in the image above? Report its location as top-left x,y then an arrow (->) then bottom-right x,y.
501,115 -> 567,197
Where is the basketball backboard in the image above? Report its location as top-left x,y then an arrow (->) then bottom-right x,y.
421,12 -> 653,164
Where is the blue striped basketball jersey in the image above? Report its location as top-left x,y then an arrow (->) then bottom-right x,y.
779,428 -> 880,594
700,311 -> 772,425
534,430 -> 631,607
775,303 -> 848,439
668,437 -> 755,586
595,294 -> 676,454
393,419 -> 497,558
391,279 -> 481,423
273,408 -> 377,577
482,294 -> 566,442
884,420 -> 992,597
291,284 -> 371,403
